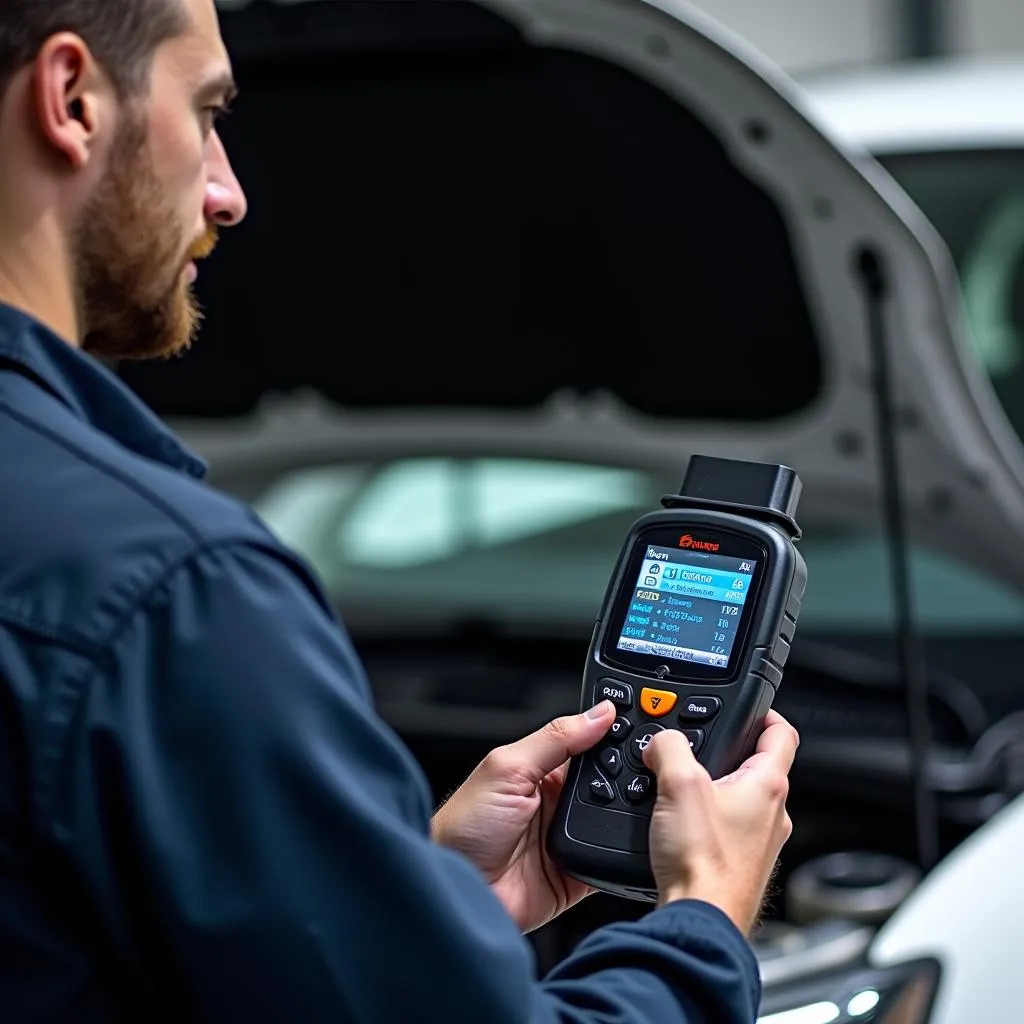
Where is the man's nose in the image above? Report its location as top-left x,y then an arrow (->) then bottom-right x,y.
203,131 -> 248,227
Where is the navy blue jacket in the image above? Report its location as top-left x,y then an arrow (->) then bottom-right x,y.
0,302 -> 761,1022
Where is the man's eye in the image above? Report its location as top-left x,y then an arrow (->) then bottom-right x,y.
202,103 -> 232,131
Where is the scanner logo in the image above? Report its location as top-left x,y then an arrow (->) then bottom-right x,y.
678,534 -> 720,552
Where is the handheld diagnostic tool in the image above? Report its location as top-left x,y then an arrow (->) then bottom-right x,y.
547,455 -> 807,902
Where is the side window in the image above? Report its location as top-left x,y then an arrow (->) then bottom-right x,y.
798,530 -> 1024,633
878,151 -> 1024,442
961,189 -> 1024,379
472,459 -> 654,546
252,457 -> 656,601
251,463 -> 368,574
335,458 -> 461,569
253,462 -> 1024,633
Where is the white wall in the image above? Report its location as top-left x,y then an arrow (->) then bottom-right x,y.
687,0 -> 898,72
953,0 -> 1024,57
687,0 -> 1024,71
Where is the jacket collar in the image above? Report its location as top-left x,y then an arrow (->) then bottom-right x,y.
0,302 -> 206,479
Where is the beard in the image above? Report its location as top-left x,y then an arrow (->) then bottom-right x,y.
75,110 -> 217,361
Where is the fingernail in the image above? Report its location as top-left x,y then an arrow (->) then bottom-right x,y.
587,700 -> 614,719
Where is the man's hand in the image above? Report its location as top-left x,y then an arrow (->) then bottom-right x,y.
431,700 -> 617,933
643,710 -> 800,935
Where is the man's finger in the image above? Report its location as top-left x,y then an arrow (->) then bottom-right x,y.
752,710 -> 800,774
712,712 -> 800,786
642,728 -> 702,778
543,761 -> 570,790
491,700 -> 616,784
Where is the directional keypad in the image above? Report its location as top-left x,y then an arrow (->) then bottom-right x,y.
628,724 -> 666,766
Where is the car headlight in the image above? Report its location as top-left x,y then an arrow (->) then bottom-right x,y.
758,957 -> 941,1024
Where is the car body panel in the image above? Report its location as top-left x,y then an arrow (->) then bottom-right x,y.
797,58 -> 1024,153
870,789 -> 1024,1024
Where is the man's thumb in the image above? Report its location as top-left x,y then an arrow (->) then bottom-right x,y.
642,727 -> 700,776
500,700 -> 616,783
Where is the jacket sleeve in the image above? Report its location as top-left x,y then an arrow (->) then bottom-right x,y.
46,539 -> 762,1023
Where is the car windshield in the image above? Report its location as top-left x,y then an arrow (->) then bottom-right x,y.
248,454 -> 1024,637
879,149 -> 1024,440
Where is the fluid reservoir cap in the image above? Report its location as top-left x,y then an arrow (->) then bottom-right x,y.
786,851 -> 922,925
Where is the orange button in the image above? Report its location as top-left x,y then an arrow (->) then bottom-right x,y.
640,688 -> 678,717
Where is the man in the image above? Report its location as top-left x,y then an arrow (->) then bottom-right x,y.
0,1 -> 799,1020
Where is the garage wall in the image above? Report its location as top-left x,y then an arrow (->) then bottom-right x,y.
687,0 -> 1024,71
687,0 -> 899,72
953,0 -> 1024,56
209,1 -> 1024,76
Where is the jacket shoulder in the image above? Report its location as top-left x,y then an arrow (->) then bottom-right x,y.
0,396 -> 273,651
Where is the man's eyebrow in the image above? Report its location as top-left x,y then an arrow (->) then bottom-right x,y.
197,72 -> 238,105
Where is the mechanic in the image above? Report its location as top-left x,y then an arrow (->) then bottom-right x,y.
0,1 -> 799,1021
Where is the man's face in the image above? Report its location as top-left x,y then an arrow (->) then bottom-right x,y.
78,0 -> 246,360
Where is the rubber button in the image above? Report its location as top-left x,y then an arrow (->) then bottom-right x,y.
640,687 -> 678,717
606,716 -> 633,743
678,696 -> 722,722
587,774 -> 614,803
599,746 -> 624,778
597,679 -> 634,709
681,729 -> 705,754
629,724 -> 666,765
623,773 -> 653,803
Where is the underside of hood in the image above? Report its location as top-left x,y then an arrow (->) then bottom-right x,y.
138,0 -> 824,421
134,0 -> 1024,590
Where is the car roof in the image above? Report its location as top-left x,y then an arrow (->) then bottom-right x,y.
796,58 -> 1024,154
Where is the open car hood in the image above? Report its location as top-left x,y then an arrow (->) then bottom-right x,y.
146,0 -> 1024,591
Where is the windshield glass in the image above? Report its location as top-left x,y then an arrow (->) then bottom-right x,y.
879,149 -> 1024,439
249,455 -> 1024,636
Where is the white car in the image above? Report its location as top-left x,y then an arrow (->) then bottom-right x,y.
141,3 -> 1024,1020
756,59 -> 1024,1024
799,59 -> 1024,448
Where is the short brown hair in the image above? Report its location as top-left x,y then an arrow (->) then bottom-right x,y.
0,0 -> 186,103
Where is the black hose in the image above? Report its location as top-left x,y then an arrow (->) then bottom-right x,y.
857,247 -> 940,871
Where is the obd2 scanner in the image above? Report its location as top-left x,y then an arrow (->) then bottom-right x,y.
547,456 -> 807,902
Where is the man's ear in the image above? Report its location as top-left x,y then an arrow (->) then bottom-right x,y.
32,32 -> 108,171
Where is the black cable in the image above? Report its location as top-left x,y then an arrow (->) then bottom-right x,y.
900,0 -> 950,60
857,247 -> 940,871
791,638 -> 989,743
